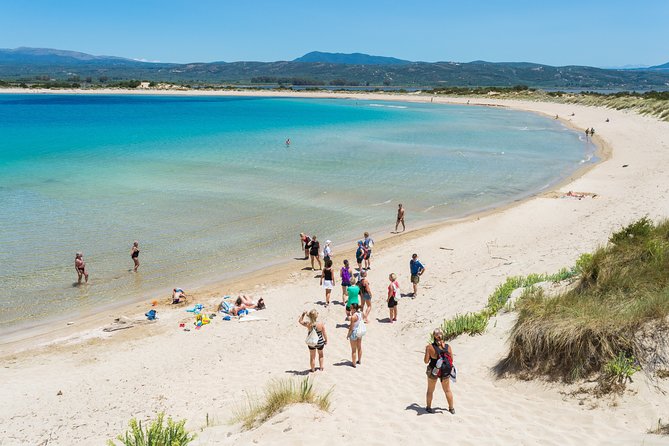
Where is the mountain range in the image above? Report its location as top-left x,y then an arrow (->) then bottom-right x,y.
1,47 -> 668,89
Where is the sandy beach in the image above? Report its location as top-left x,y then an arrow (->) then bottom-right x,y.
1,91 -> 668,445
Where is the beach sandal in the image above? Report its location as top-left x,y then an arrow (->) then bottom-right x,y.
425,407 -> 434,414
449,407 -> 456,415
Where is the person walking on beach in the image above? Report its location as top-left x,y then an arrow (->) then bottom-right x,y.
299,309 -> 328,372
346,303 -> 364,367
363,232 -> 374,270
424,328 -> 455,414
320,259 -> 335,307
323,240 -> 332,263
346,276 -> 361,319
340,260 -> 352,303
74,252 -> 89,284
359,270 -> 373,323
387,273 -> 400,322
300,233 -> 311,260
395,203 -> 406,232
355,241 -> 367,273
130,241 -> 140,272
410,253 -> 426,298
309,235 -> 322,270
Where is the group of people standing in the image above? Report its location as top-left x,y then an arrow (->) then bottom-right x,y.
298,216 -> 452,414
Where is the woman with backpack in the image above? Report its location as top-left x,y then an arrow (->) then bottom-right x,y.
299,309 -> 328,372
424,328 -> 455,414
346,303 -> 365,367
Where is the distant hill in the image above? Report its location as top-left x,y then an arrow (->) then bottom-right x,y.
293,51 -> 411,65
0,47 -> 144,65
649,62 -> 669,70
1,47 -> 669,90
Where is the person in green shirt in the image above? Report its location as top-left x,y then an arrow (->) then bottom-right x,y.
346,276 -> 360,319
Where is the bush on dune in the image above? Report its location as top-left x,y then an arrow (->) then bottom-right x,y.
497,218 -> 669,384
108,412 -> 196,446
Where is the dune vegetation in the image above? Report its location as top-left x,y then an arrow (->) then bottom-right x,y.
108,412 -> 196,446
495,217 -> 669,387
231,377 -> 332,430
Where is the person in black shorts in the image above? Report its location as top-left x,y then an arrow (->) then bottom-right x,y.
299,309 -> 328,372
309,235 -> 322,270
424,328 -> 455,414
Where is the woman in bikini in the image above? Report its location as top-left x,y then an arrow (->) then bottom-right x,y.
299,309 -> 328,372
74,252 -> 88,284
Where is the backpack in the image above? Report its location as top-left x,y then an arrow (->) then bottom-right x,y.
436,344 -> 453,376
341,267 -> 351,283
305,326 -> 319,347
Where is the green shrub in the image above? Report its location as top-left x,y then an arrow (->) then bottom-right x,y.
605,353 -> 640,384
498,218 -> 669,384
108,412 -> 195,446
232,377 -> 332,430
441,312 -> 489,340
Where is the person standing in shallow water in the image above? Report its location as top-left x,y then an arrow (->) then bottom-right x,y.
130,241 -> 140,272
395,203 -> 405,232
300,233 -> 311,260
74,252 -> 88,284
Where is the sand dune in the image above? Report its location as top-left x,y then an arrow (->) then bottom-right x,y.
1,93 -> 668,445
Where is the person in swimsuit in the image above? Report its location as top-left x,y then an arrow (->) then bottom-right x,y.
363,232 -> 374,270
299,309 -> 328,372
395,203 -> 405,232
172,288 -> 188,304
300,233 -> 311,260
387,273 -> 400,322
346,303 -> 364,367
359,270 -> 373,323
320,258 -> 335,307
230,295 -> 264,315
74,252 -> 88,284
130,241 -> 140,272
309,235 -> 322,271
424,328 -> 455,414
340,259 -> 352,302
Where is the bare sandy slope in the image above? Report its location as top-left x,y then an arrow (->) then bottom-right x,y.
1,95 -> 668,446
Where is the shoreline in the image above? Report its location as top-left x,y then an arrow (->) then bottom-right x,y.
2,90 -> 668,445
0,90 -> 607,354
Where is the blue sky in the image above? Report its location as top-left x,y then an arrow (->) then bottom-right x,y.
1,0 -> 667,67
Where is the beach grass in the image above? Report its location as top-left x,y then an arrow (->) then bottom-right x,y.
650,419 -> 669,435
497,217 -> 669,383
107,412 -> 196,446
231,377 -> 332,430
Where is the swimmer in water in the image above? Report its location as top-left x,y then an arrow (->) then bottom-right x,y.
285,138 -> 291,147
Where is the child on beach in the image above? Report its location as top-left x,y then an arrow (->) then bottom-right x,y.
346,276 -> 360,319
346,303 -> 364,367
363,232 -> 374,270
387,273 -> 400,322
359,270 -> 373,323
299,309 -> 328,372
320,259 -> 335,307
340,260 -> 352,302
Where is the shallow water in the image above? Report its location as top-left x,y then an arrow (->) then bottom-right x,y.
0,94 -> 594,329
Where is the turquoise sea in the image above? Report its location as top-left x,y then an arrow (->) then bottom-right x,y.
0,94 -> 594,331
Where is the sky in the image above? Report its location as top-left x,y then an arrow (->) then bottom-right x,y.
1,0 -> 667,67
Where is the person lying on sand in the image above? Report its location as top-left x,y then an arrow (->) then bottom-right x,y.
564,191 -> 598,200
172,288 -> 188,304
230,295 -> 265,315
